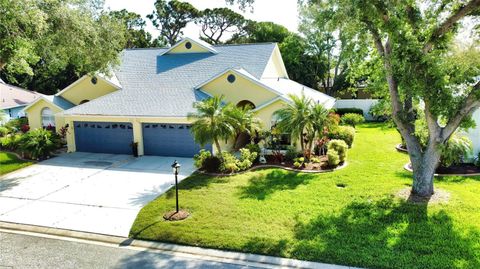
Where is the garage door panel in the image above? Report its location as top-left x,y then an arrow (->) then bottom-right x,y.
143,123 -> 211,157
74,122 -> 133,154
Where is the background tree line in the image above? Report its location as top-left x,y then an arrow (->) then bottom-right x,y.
0,0 -> 367,99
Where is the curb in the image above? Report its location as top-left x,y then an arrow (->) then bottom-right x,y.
0,221 -> 359,269
403,163 -> 480,177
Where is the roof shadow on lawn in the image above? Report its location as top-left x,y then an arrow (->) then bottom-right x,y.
238,169 -> 317,200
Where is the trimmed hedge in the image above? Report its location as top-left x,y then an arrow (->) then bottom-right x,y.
334,108 -> 364,116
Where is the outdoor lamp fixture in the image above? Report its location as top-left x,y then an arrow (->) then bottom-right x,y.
163,160 -> 189,221
172,160 -> 180,213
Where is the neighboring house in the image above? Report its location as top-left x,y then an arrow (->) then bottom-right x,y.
0,80 -> 42,124
26,37 -> 335,157
465,109 -> 480,159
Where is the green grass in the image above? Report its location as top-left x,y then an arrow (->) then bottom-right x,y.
131,123 -> 480,269
0,151 -> 32,176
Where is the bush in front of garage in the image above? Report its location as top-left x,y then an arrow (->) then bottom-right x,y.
194,147 -> 257,174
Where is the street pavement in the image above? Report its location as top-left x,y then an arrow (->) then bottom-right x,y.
0,231 -> 268,269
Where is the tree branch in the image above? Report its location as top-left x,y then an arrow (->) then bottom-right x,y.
441,81 -> 480,140
423,0 -> 480,53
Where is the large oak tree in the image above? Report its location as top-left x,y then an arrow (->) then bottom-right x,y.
229,0 -> 480,197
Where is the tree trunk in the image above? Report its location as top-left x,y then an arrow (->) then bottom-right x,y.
214,138 -> 222,156
409,144 -> 441,197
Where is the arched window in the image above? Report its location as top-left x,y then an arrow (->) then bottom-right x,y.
79,99 -> 90,105
236,100 -> 256,109
41,107 -> 55,127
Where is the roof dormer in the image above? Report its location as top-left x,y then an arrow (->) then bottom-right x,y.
160,37 -> 218,56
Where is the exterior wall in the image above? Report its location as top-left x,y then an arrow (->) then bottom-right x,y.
466,108 -> 480,159
59,77 -> 117,105
63,115 -> 193,155
24,99 -> 64,130
261,47 -> 288,79
334,99 -> 379,121
2,106 -> 26,123
201,71 -> 278,108
168,40 -> 211,54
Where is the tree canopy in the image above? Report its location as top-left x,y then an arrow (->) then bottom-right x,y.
195,8 -> 246,44
147,0 -> 200,46
0,0 -> 126,94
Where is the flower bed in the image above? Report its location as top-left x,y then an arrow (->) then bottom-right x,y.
404,163 -> 480,176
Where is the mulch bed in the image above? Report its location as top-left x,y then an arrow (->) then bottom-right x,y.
396,187 -> 450,204
405,163 -> 480,176
163,210 -> 190,221
263,155 -> 337,171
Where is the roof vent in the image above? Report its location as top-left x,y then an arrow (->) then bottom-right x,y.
91,77 -> 98,85
185,41 -> 192,49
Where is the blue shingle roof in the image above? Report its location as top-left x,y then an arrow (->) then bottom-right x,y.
63,43 -> 277,117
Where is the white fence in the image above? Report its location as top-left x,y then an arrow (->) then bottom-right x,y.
465,108 -> 480,158
334,99 -> 379,121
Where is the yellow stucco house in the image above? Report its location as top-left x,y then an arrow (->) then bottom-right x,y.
25,37 -> 335,157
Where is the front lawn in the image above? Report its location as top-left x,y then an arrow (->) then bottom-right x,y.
0,151 -> 33,176
131,124 -> 480,269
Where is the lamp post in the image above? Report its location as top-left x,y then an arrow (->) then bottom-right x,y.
164,160 -> 189,221
171,160 -> 180,213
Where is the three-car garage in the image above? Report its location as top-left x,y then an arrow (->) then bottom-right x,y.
73,121 -> 211,157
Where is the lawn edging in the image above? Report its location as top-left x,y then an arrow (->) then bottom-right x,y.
395,144 -> 408,153
197,161 -> 348,177
403,162 -> 480,177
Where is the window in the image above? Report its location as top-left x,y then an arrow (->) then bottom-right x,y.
185,41 -> 192,49
41,107 -> 55,127
227,74 -> 236,83
269,113 -> 291,149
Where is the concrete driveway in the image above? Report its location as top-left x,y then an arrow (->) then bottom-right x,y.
0,152 -> 195,237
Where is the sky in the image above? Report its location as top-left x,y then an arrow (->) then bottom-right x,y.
103,0 -> 300,40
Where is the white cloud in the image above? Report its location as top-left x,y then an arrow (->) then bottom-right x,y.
104,0 -> 299,42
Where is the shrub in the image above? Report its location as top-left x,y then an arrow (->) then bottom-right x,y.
334,108 -> 364,116
285,145 -> 299,162
220,152 -> 239,173
193,149 -> 212,169
21,124 -> 30,133
237,148 -> 258,171
341,113 -> 365,127
327,150 -> 340,167
328,139 -> 348,162
439,134 -> 472,167
18,129 -> 60,159
310,156 -> 321,163
0,134 -> 22,151
369,100 -> 391,121
245,143 -> 261,162
327,126 -> 355,147
4,118 -> 28,133
203,156 -> 221,173
0,126 -> 9,137
293,157 -> 305,168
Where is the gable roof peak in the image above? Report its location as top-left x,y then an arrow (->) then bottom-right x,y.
160,37 -> 218,56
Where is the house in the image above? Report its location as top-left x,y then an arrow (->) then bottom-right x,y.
24,37 -> 335,157
465,109 -> 480,159
0,80 -> 41,124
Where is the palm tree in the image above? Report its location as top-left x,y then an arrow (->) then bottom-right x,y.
188,96 -> 236,155
274,93 -> 312,153
308,102 -> 330,152
229,105 -> 263,149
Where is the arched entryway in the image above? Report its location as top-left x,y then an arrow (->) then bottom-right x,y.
234,100 -> 256,150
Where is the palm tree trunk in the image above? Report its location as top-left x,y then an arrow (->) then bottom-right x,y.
214,138 -> 222,156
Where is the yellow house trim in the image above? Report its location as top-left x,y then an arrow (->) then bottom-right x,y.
23,96 -> 65,113
195,68 -> 284,97
261,44 -> 289,79
55,75 -> 121,98
160,37 -> 218,55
